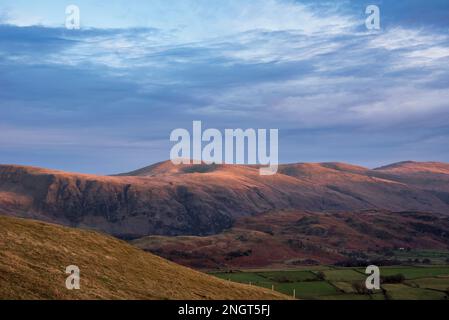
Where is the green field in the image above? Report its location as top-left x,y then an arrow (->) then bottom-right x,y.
356,266 -> 449,279
323,269 -> 365,281
211,265 -> 449,300
392,249 -> 449,265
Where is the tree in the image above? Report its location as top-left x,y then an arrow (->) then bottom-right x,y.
316,271 -> 326,281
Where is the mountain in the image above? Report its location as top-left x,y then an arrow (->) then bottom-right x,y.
132,209 -> 449,269
0,215 -> 286,300
1,161 -> 449,239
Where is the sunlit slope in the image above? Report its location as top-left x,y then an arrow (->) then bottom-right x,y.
2,161 -> 449,238
0,216 -> 287,300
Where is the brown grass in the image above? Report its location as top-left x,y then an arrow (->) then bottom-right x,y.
0,216 -> 288,300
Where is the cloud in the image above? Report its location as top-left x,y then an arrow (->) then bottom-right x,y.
1,0 -> 357,37
1,1 -> 449,171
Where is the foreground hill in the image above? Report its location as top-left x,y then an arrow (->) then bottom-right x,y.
1,161 -> 449,238
132,209 -> 449,269
0,216 -> 286,300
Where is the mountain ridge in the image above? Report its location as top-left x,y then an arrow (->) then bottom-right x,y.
1,160 -> 449,239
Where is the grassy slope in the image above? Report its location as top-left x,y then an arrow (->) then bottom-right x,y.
0,216 -> 287,300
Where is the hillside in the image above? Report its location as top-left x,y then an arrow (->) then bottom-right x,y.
0,215 -> 286,300
132,209 -> 449,269
1,161 -> 449,238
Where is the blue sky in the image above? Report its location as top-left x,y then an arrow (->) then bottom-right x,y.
1,0 -> 449,174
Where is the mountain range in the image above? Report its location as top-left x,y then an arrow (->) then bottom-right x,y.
1,160 -> 449,239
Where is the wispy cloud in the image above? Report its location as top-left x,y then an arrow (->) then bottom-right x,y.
0,0 -> 449,171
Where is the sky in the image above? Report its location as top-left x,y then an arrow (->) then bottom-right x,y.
0,0 -> 449,174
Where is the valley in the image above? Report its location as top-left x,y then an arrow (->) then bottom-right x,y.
211,264 -> 449,300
